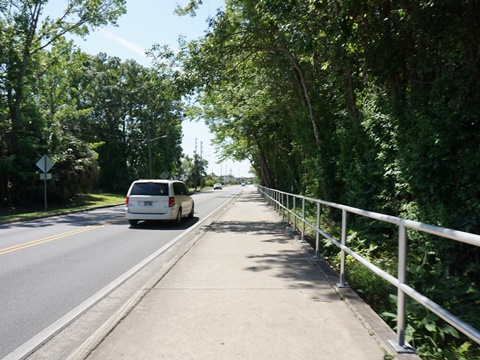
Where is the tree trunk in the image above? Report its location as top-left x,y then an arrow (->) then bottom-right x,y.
10,2 -> 42,154
283,51 -> 322,150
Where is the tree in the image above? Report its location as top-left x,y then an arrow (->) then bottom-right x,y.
175,153 -> 209,190
1,0 -> 126,204
2,0 -> 126,153
1,0 -> 186,203
65,53 -> 184,192
35,42 -> 100,201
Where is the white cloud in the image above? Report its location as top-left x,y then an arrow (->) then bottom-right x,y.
100,30 -> 148,59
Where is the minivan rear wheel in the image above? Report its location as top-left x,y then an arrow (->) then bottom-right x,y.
175,208 -> 182,225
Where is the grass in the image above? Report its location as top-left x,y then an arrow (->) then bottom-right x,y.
0,193 -> 125,223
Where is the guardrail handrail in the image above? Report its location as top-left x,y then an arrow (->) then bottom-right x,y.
257,185 -> 480,353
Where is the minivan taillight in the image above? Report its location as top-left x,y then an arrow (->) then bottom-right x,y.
169,196 -> 175,207
126,196 -> 130,206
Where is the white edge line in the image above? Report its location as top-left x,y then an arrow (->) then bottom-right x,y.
3,194 -> 237,360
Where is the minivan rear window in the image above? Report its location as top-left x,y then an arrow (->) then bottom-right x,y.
173,182 -> 188,195
131,183 -> 168,196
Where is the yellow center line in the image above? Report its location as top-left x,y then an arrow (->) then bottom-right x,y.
0,217 -> 125,256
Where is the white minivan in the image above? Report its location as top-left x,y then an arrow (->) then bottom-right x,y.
125,180 -> 194,227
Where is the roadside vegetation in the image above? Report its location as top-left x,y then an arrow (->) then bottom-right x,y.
1,1 -> 479,358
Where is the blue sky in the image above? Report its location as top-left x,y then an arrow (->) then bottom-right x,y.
45,0 -> 253,178
69,0 -> 223,66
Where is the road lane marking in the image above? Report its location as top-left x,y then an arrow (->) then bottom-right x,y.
0,218 -> 125,256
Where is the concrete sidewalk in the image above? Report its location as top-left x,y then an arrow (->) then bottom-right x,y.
85,187 -> 409,360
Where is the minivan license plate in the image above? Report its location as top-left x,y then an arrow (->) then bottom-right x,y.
144,201 -> 153,206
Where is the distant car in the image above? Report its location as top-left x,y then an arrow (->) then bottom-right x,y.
213,183 -> 222,190
241,183 -> 246,186
125,180 -> 194,227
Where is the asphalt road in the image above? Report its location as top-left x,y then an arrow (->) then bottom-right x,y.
0,186 -> 243,359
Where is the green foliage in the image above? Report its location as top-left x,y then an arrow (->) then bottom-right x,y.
43,104 -> 99,201
167,0 -> 480,229
0,1 -> 185,206
379,259 -> 480,359
203,176 -> 218,188
0,0 -> 126,205
340,231 -> 397,312
178,154 -> 209,189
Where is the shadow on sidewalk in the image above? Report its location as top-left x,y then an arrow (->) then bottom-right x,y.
236,192 -> 267,203
243,251 -> 334,292
209,220 -> 287,236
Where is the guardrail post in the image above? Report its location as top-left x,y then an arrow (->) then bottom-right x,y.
389,225 -> 415,353
278,192 -> 281,217
314,202 -> 320,258
286,195 -> 290,225
277,191 -> 280,213
272,190 -> 278,213
280,193 -> 284,219
279,192 -> 281,214
398,225 -> 407,346
300,197 -> 305,242
299,197 -> 305,242
337,209 -> 348,287
293,196 -> 297,234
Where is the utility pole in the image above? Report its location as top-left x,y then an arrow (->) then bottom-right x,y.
194,138 -> 197,191
200,141 -> 203,189
147,119 -> 167,178
147,118 -> 152,178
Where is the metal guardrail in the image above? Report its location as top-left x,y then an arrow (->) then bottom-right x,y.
257,185 -> 480,353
